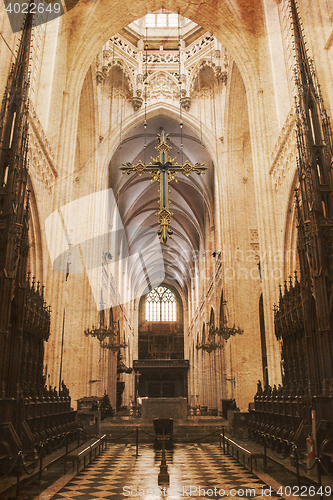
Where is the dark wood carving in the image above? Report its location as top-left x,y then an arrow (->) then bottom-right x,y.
249,0 -> 333,452
139,322 -> 184,359
0,11 -> 77,468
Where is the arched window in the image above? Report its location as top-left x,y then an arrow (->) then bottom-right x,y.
145,286 -> 177,321
143,12 -> 191,28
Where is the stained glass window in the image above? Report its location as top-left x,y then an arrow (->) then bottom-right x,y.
145,286 -> 177,321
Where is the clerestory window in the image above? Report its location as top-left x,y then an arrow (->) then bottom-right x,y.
145,286 -> 177,321
144,13 -> 191,28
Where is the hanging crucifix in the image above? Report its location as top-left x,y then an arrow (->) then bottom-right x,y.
120,130 -> 207,244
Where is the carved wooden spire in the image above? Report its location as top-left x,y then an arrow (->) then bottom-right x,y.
0,10 -> 33,335
290,0 -> 333,395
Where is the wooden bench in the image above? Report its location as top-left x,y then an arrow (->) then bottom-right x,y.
222,435 -> 266,472
64,434 -> 107,474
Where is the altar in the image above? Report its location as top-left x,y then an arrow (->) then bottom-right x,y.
141,397 -> 187,419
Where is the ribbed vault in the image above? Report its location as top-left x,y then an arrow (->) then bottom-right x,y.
109,114 -> 214,299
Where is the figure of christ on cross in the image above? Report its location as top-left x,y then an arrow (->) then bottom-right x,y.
120,130 -> 207,244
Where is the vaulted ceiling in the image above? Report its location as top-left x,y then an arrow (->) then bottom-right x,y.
109,114 -> 214,298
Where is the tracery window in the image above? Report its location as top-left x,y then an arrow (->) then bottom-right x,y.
144,13 -> 190,28
145,286 -> 177,321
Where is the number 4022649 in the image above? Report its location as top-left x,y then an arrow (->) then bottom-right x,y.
276,486 -> 332,497
6,2 -> 61,14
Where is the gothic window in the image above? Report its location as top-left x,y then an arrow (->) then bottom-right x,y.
156,13 -> 167,27
144,12 -> 190,28
219,292 -> 226,328
168,13 -> 179,27
145,286 -> 177,321
145,13 -> 156,27
209,308 -> 215,337
109,307 -> 114,329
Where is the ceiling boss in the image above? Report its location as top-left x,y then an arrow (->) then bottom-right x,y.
120,130 -> 207,244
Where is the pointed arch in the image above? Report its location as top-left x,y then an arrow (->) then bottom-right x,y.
145,285 -> 177,322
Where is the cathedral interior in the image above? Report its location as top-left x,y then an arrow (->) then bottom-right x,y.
2,0 -> 333,497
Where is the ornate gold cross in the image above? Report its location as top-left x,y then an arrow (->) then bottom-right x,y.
120,130 -> 206,244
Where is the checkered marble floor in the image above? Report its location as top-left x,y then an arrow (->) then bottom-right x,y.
50,443 -> 282,500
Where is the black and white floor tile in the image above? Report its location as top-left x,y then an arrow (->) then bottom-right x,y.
49,443 -> 282,500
